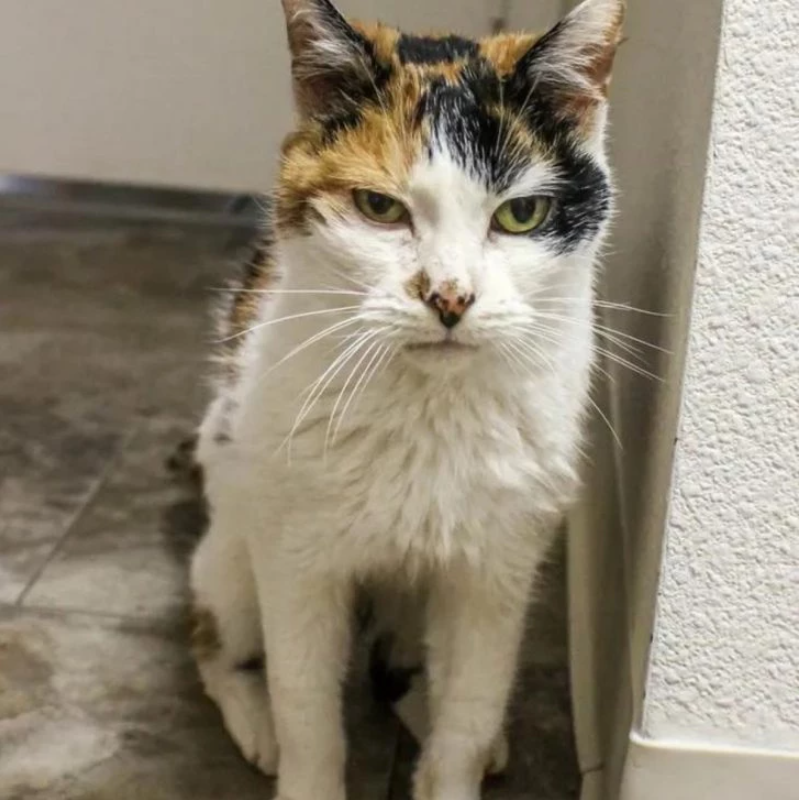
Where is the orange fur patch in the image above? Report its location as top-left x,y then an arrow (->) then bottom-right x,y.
352,21 -> 400,65
276,10 -> 624,234
277,73 -> 425,233
405,269 -> 431,301
479,33 -> 538,77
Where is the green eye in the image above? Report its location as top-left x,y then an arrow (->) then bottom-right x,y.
492,196 -> 552,234
353,190 -> 408,224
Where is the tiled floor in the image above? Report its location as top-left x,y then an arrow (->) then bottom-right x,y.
0,211 -> 580,799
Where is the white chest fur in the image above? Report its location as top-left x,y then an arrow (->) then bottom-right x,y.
206,321 -> 589,579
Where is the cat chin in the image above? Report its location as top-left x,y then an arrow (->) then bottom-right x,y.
398,340 -> 481,376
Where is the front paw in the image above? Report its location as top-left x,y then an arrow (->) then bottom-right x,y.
273,787 -> 345,800
414,733 -> 508,799
413,751 -> 482,800
273,769 -> 346,800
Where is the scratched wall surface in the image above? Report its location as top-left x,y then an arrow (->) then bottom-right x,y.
644,0 -> 799,748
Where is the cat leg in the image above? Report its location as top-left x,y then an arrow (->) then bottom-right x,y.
256,554 -> 353,800
415,566 -> 530,800
190,523 -> 278,775
368,582 -> 509,779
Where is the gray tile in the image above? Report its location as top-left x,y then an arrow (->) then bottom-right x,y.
0,398 -> 125,603
0,608 -> 270,800
0,608 -> 398,800
0,215 -> 239,603
0,214 -> 238,421
24,417 -> 202,619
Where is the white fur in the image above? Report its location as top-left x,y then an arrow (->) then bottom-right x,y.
531,0 -> 624,96
191,138 -> 607,800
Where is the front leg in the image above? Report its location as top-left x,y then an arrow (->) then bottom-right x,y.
257,554 -> 352,800
416,565 -> 532,800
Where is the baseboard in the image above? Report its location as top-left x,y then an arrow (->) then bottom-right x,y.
619,732 -> 799,800
0,174 -> 260,227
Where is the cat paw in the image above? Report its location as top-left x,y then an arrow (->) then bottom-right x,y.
412,732 -> 509,800
216,671 -> 278,775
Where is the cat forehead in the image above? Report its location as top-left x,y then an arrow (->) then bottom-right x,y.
277,19 -> 613,240
353,22 -> 540,75
353,23 -> 538,77
283,26 -> 557,196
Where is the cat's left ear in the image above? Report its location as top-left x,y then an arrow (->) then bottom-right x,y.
281,0 -> 378,119
515,0 -> 625,130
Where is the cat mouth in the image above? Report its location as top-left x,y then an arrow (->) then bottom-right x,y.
404,340 -> 478,353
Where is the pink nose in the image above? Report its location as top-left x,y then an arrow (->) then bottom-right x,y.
424,287 -> 476,329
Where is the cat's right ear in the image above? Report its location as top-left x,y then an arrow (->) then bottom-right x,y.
281,0 -> 376,119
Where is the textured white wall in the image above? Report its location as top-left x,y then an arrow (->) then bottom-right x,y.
643,0 -> 799,749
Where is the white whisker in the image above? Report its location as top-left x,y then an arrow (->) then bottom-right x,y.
209,288 -> 367,297
216,305 -> 362,344
325,264 -> 378,294
527,311 -> 670,356
324,333 -> 385,455
328,342 -> 384,448
508,335 -> 623,450
516,320 -> 661,381
281,329 -> 375,460
257,317 -> 364,385
533,296 -> 672,318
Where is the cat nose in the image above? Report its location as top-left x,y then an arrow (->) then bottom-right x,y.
424,287 -> 476,329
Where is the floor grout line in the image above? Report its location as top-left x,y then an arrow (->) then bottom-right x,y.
15,603 -> 187,628
14,421 -> 143,607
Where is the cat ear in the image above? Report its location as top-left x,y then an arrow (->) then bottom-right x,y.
281,0 -> 376,118
515,0 -> 625,108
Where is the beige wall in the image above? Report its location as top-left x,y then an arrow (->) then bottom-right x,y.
564,0 -> 724,797
0,1 -> 491,194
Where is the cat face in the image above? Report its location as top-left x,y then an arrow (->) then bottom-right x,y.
277,0 -> 624,371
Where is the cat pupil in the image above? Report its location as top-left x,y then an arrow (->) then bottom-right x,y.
510,197 -> 536,222
369,192 -> 393,215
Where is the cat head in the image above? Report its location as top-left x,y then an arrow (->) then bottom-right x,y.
276,0 -> 624,374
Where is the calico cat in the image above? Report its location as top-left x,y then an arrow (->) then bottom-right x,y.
190,1 -> 624,798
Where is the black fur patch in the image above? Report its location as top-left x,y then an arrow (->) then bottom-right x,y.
545,151 -> 611,252
397,34 -> 478,64
315,40 -> 393,141
421,70 -> 526,194
412,59 -> 611,252
314,0 -> 372,55
301,5 -> 394,131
